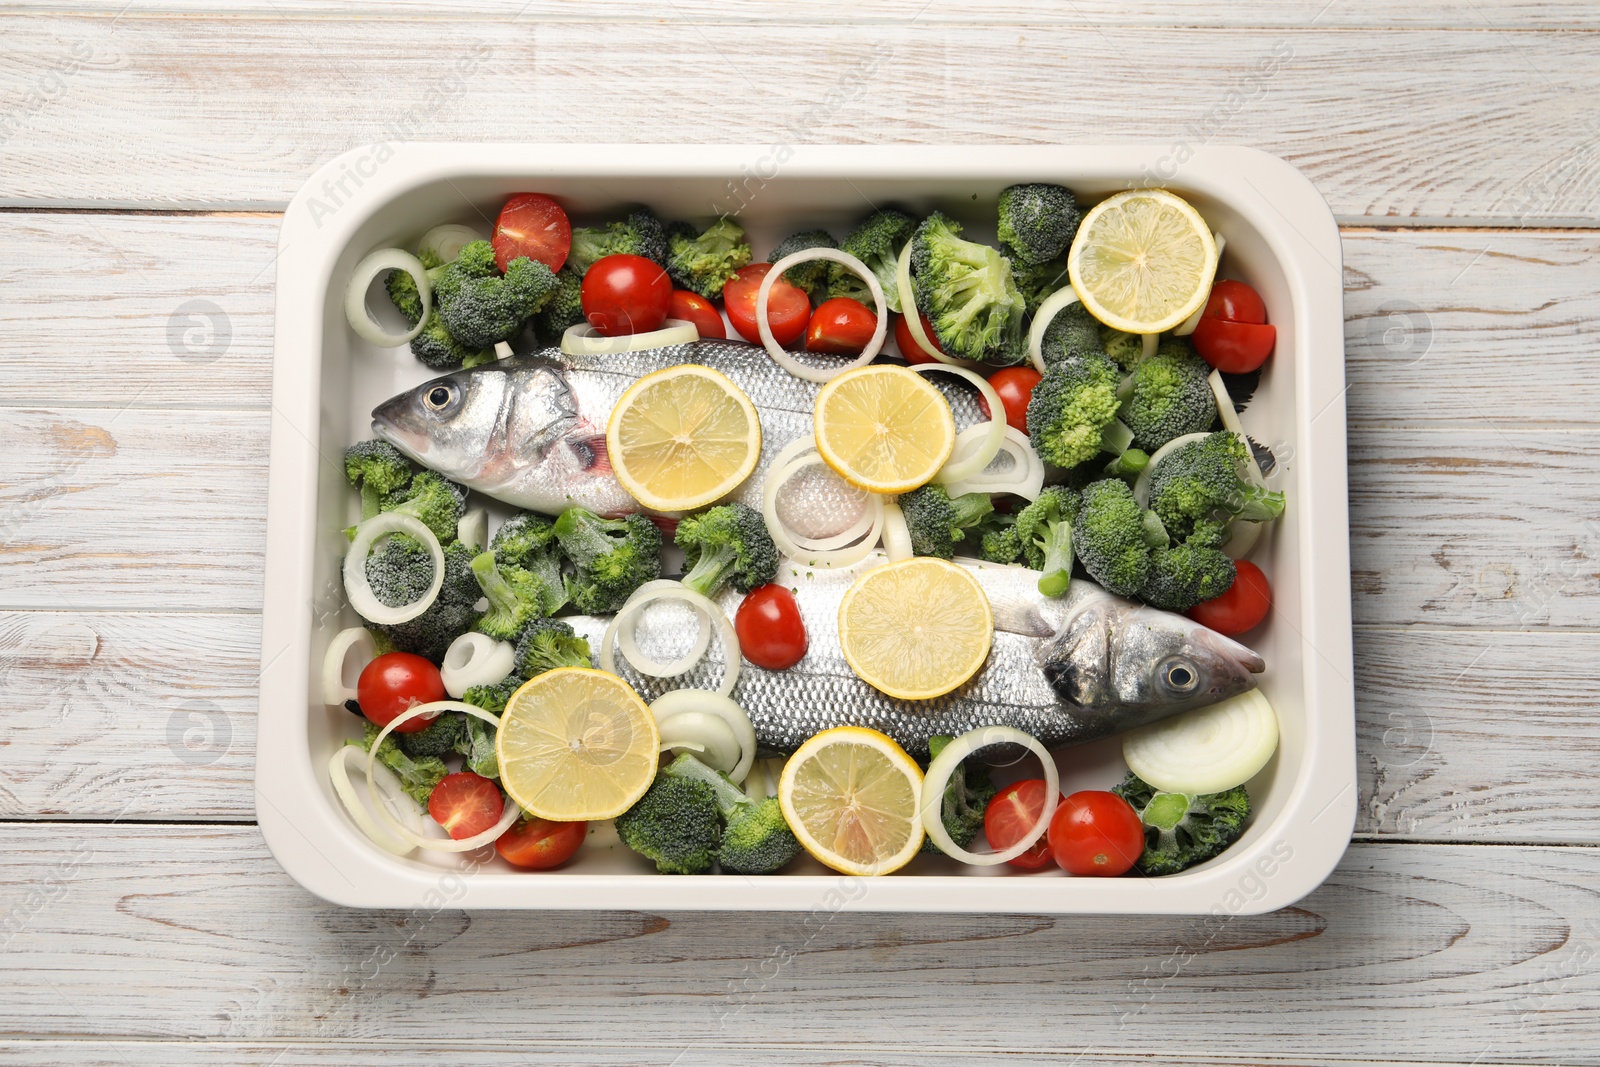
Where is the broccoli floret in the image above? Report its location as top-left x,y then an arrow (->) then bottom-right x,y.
1025,351 -> 1123,469
385,261 -> 434,323
1113,772 -> 1251,876
433,239 -> 559,349
377,470 -> 467,544
1145,431 -> 1286,543
665,218 -> 752,300
1039,302 -> 1106,368
897,484 -> 995,560
553,507 -> 662,614
461,675 -> 524,716
1140,541 -> 1237,612
344,439 -> 413,521
568,206 -> 670,274
396,711 -> 465,759
1013,486 -> 1082,597
920,735 -> 999,854
351,722 -> 448,806
410,312 -> 494,370
513,617 -> 593,678
910,212 -> 1027,365
373,541 -> 481,662
1006,247 -> 1070,315
453,713 -> 501,779
471,550 -> 558,642
1102,326 -> 1145,370
1073,479 -> 1166,596
535,266 -> 587,340
977,513 -> 1024,564
767,228 -> 838,301
827,208 -> 916,314
1123,341 -> 1218,452
675,502 -> 778,598
490,511 -> 559,567
663,753 -> 801,875
615,772 -> 722,874
997,183 -> 1083,266
363,534 -> 434,609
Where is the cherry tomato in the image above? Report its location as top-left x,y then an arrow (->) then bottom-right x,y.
581,254 -> 672,337
735,584 -> 808,670
1048,790 -> 1145,876
805,297 -> 878,355
723,263 -> 810,348
427,771 -> 504,840
892,311 -> 944,364
496,815 -> 587,870
356,652 -> 445,734
1187,559 -> 1272,635
976,366 -> 1042,434
669,289 -> 726,340
1203,279 -> 1268,325
984,779 -> 1063,870
491,193 -> 571,273
1192,317 -> 1277,374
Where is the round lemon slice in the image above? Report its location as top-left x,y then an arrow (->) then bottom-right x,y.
778,725 -> 925,876
813,365 -> 956,494
607,364 -> 762,512
496,668 -> 660,822
837,556 -> 992,700
1067,188 -> 1219,334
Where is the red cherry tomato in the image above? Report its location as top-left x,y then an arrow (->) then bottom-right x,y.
1203,279 -> 1268,325
893,311 -> 944,364
1192,317 -> 1277,374
581,254 -> 672,337
356,652 -> 445,734
491,193 -> 571,273
976,366 -> 1042,434
1048,790 -> 1145,876
496,815 -> 587,870
427,771 -> 504,840
984,779 -> 1063,870
723,263 -> 810,348
669,289 -> 726,340
735,584 -> 808,670
1186,559 -> 1272,635
805,297 -> 878,356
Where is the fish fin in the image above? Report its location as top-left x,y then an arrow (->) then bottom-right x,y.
990,600 -> 1057,639
580,434 -> 613,475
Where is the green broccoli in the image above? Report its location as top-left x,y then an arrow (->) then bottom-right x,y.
920,735 -> 998,854
665,218 -> 752,300
1113,772 -> 1251,876
434,239 -> 559,349
454,714 -> 500,779
674,502 -> 779,599
1103,447 -> 1150,480
513,617 -> 593,678
1102,326 -> 1146,371
344,440 -> 413,521
1122,339 -> 1218,452
471,550 -> 560,642
997,183 -> 1083,266
396,711 -> 465,759
767,228 -> 837,301
489,511 -> 561,568
1145,431 -> 1286,544
1072,478 -> 1167,596
363,534 -> 435,610
568,206 -> 670,274
411,313 -> 495,370
910,212 -> 1027,365
461,675 -> 524,716
372,540 -> 482,663
1007,248 -> 1070,315
1038,302 -> 1106,368
1140,540 -> 1237,612
976,513 -> 1024,565
378,469 -> 467,543
553,507 -> 662,614
535,266 -> 587,340
1012,486 -> 1082,597
1025,350 -> 1123,469
826,208 -> 916,314
350,722 -> 448,806
897,484 -> 995,560
663,753 -> 801,875
615,771 -> 723,874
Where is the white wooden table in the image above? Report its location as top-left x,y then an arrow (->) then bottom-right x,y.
3,3 -> 1598,1063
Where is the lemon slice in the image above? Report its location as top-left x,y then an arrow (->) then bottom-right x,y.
812,365 -> 956,494
1067,188 -> 1218,334
778,725 -> 925,875
496,668 -> 660,821
837,556 -> 992,700
607,365 -> 762,512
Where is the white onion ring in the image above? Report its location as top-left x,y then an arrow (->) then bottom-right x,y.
920,726 -> 1060,865
1142,334 -> 1159,361
328,745 -> 416,856
1208,369 -> 1267,484
457,507 -> 488,552
895,241 -> 980,369
321,627 -> 376,706
1174,233 -> 1226,336
439,632 -> 515,698
365,701 -> 522,852
601,583 -> 741,698
758,249 -> 887,383
942,425 -> 1045,500
650,689 -> 758,784
881,502 -> 912,562
561,319 -> 698,356
604,580 -> 713,678
1027,285 -> 1083,374
762,447 -> 886,568
345,248 -> 430,347
418,223 -> 485,265
343,513 -> 445,625
762,436 -> 878,551
910,364 -> 1007,484
657,710 -> 742,775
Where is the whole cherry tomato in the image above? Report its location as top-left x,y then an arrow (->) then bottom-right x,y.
668,289 -> 726,340
581,254 -> 673,337
978,366 -> 1043,434
805,297 -> 878,355
735,584 -> 808,670
496,815 -> 588,870
893,311 -> 944,364
1048,790 -> 1145,876
356,652 -> 445,734
1187,559 -> 1272,635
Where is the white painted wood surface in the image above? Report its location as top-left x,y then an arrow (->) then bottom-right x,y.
2,3 -> 1598,1063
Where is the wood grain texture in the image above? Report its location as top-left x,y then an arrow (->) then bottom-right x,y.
1,16 -> 1598,219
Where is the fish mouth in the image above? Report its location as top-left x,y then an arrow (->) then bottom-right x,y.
1196,627 -> 1267,676
370,399 -> 431,461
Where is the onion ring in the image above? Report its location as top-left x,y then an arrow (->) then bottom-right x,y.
650,689 -> 758,784
560,319 -> 698,356
910,364 -> 1007,484
418,223 -> 485,265
321,627 -> 376,706
881,502 -> 912,562
604,579 -> 713,678
343,513 -> 445,625
601,583 -> 741,698
758,248 -> 887,383
345,248 -> 430,347
763,451 -> 885,568
457,507 -> 488,552
656,710 -> 742,775
896,241 -> 980,368
920,725 -> 1060,865
941,424 -> 1045,500
439,632 -> 515,698
1174,232 -> 1226,336
328,745 -> 416,856
1026,285 -> 1083,374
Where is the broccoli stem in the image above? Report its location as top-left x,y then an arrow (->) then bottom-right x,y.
1104,447 -> 1150,478
1035,521 -> 1075,598
680,543 -> 736,599
948,491 -> 995,534
1141,509 -> 1169,548
359,483 -> 384,520
1234,484 -> 1287,523
470,552 -> 519,614
552,509 -> 613,567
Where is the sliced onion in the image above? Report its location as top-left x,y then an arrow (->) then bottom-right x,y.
920,726 -> 1060,865
561,319 -> 698,356
942,425 -> 1045,500
881,502 -> 912,562
657,710 -> 743,774
605,580 -> 712,678
896,242 -> 980,368
601,583 -> 741,698
345,248 -> 430,347
1174,233 -> 1226,336
493,341 -> 514,361
650,689 -> 757,784
365,701 -> 522,852
343,513 -> 445,625
328,745 -> 415,856
457,507 -> 488,552
1027,285 -> 1083,373
1142,334 -> 1159,361
911,364 -> 1006,484
418,223 -> 484,265
1123,688 -> 1278,794
1133,432 -> 1211,508
321,627 -> 376,706
758,249 -> 886,383
1208,369 -> 1267,485
439,632 -> 515,698
763,447 -> 885,568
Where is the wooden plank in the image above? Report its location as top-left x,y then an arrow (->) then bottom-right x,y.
1,17 -> 1598,220
1,829 -> 1597,1062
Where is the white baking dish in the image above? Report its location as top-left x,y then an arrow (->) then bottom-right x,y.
258,144 -> 1353,914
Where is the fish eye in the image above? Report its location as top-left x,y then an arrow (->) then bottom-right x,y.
424,384 -> 456,412
1161,658 -> 1199,693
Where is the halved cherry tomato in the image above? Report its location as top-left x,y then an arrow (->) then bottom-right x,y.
669,289 -> 726,340
356,652 -> 444,734
805,297 -> 877,355
1192,279 -> 1275,373
735,584 -> 808,670
893,311 -> 944,364
984,779 -> 1063,870
491,193 -> 571,273
427,771 -> 504,840
976,366 -> 1042,434
496,815 -> 587,869
1187,559 -> 1272,635
1048,790 -> 1145,876
1203,279 -> 1268,325
581,254 -> 672,337
724,263 -> 810,348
